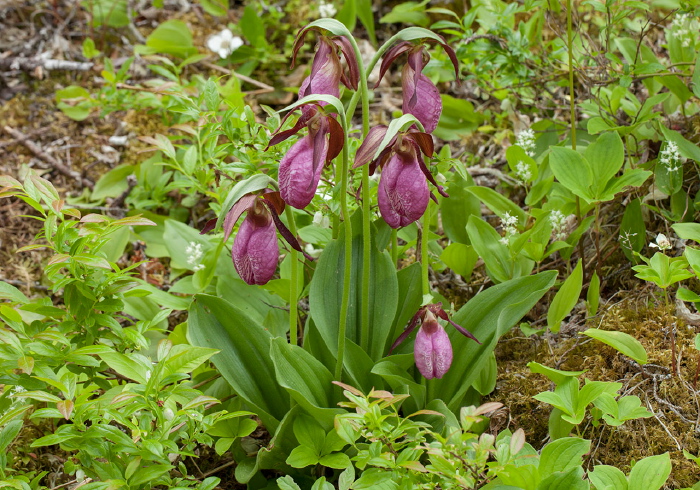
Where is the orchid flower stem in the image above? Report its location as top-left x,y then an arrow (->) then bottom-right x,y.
335,111 -> 352,382
421,203 -> 431,297
285,206 -> 299,346
346,34 -> 372,353
566,0 -> 585,279
391,229 -> 398,266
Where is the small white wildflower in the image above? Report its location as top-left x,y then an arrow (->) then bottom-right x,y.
650,233 -> 672,251
502,212 -> 518,227
318,1 -> 337,17
312,211 -> 330,229
549,210 -> 572,241
515,129 -> 536,157
10,385 -> 26,395
186,242 -> 205,270
207,28 -> 244,59
501,212 -> 519,243
659,141 -> 683,173
163,407 -> 175,421
304,243 -> 323,259
620,231 -> 637,252
515,160 -> 532,182
670,13 -> 696,49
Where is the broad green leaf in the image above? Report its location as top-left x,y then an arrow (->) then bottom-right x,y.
286,445 -> 319,468
199,0 -> 227,16
619,198 -> 646,261
549,147 -> 594,202
139,19 -> 197,58
466,186 -> 527,224
0,420 -> 23,451
585,131 -> 624,197
582,329 -> 647,364
162,344 -> 218,378
659,126 -> 700,163
432,271 -> 557,411
98,352 -> 151,384
270,338 -> 342,426
187,294 -> 289,431
0,282 -> 29,304
539,437 -> 591,479
434,95 -> 481,141
309,211 -> 398,361
528,362 -> 585,386
587,271 -> 600,317
627,453 -> 671,490
589,465 -> 628,490
440,243 -> 478,279
673,223 -> 700,243
547,260 -> 582,333
92,164 -> 136,200
538,466 -> 589,490
440,174 -> 480,244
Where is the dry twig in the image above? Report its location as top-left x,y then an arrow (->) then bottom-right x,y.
2,126 -> 94,189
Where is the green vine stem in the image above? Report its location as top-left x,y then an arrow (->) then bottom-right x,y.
284,206 -> 299,346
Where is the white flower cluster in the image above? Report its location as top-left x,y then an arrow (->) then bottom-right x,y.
659,141 -> 683,172
319,1 -> 337,17
313,211 -> 330,229
186,242 -> 206,271
549,210 -> 571,241
650,233 -> 672,251
515,160 -> 531,182
516,129 -> 536,157
671,13 -> 696,48
500,212 -> 519,245
207,28 -> 244,59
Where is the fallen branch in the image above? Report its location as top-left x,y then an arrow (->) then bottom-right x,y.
2,126 -> 94,189
0,57 -> 93,72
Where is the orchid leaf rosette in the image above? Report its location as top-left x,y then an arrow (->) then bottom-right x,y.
354,120 -> 448,228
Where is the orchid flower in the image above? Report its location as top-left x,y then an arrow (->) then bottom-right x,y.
292,27 -> 360,102
375,39 -> 459,133
267,104 -> 344,209
354,125 -> 448,228
390,303 -> 479,380
209,190 -> 311,285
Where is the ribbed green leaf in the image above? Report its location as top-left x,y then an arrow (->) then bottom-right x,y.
187,294 -> 289,430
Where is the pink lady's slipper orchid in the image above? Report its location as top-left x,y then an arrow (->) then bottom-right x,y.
267,104 -> 344,209
354,125 -> 448,229
207,191 -> 312,285
292,27 -> 360,102
375,40 -> 459,134
390,303 -> 479,380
